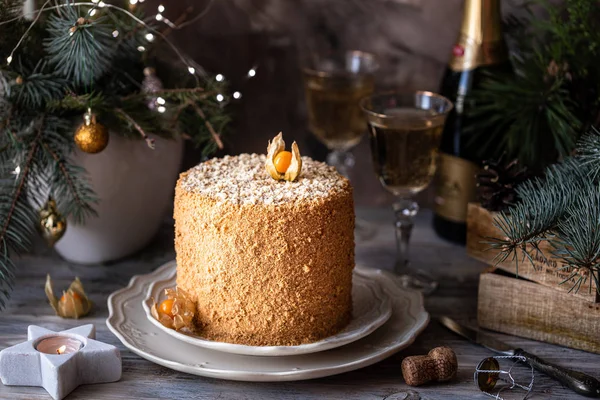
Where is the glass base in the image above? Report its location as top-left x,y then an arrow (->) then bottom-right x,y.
395,266 -> 438,295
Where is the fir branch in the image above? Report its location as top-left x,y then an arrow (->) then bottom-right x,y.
490,158 -> 587,271
467,0 -> 600,171
47,92 -> 105,113
188,101 -> 224,150
115,107 -> 155,149
575,126 -> 600,181
38,115 -> 98,223
0,0 -> 230,307
492,129 -> 600,293
0,115 -> 46,307
552,184 -> 600,293
44,7 -> 115,86
10,63 -> 69,109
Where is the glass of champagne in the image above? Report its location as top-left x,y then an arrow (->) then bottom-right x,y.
360,91 -> 453,294
302,50 -> 378,178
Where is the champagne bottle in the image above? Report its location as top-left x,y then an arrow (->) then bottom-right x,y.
433,0 -> 510,244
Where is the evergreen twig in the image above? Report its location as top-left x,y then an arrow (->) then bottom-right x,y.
493,129 -> 600,293
0,1 -> 229,309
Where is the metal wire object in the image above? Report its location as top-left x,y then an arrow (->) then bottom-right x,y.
474,355 -> 534,400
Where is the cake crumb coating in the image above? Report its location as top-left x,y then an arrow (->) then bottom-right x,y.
174,154 -> 355,346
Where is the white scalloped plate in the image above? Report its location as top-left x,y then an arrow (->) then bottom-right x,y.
106,260 -> 429,382
142,265 -> 392,356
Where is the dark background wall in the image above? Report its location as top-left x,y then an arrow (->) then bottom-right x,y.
147,0 -> 531,206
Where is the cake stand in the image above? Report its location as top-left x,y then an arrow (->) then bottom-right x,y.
106,261 -> 429,382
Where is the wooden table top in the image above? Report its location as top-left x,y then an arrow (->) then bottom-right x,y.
1,208 -> 598,400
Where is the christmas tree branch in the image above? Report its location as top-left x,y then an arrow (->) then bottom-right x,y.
120,87 -> 212,101
188,101 -> 224,150
114,107 -> 155,149
0,115 -> 47,307
0,0 -> 230,309
1,116 -> 45,237
40,141 -> 97,224
45,9 -> 115,86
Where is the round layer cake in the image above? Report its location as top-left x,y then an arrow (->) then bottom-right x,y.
174,153 -> 355,346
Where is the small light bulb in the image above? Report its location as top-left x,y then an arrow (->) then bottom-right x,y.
91,0 -> 99,3
187,67 -> 195,74
89,8 -> 97,16
215,74 -> 224,82
137,46 -> 146,52
157,106 -> 167,113
233,91 -> 241,99
155,13 -> 163,21
98,1 -> 106,7
216,94 -> 224,102
158,4 -> 165,12
156,97 -> 166,105
139,0 -> 145,2
145,33 -> 154,42
112,30 -> 119,38
248,68 -> 256,77
69,31 -> 74,37
6,56 -> 12,64
13,166 -> 20,175
129,0 -> 138,4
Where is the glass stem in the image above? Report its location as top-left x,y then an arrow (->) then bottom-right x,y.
393,198 -> 419,274
327,150 -> 355,178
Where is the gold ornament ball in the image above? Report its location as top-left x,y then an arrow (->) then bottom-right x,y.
38,199 -> 67,246
74,120 -> 109,153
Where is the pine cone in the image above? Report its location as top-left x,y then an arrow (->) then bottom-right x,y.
477,156 -> 530,212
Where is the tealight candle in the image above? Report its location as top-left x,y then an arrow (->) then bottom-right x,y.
0,325 -> 121,400
35,336 -> 83,355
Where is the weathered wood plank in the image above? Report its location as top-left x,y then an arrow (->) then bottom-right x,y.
478,269 -> 600,354
0,209 -> 598,399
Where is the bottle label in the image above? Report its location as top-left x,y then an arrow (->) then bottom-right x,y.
449,34 -> 507,72
434,153 -> 479,223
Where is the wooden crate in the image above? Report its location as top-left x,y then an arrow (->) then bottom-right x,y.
466,202 -> 599,303
478,269 -> 600,354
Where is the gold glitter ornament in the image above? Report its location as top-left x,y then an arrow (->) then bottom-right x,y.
38,198 -> 67,246
74,109 -> 109,153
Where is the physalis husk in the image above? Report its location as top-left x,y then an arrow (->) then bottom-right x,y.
45,275 -> 92,319
266,132 -> 302,181
151,288 -> 195,332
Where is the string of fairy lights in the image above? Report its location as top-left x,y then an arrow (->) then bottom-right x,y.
2,0 -> 260,105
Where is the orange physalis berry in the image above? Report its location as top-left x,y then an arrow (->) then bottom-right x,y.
159,298 -> 175,317
274,151 -> 292,173
60,292 -> 81,302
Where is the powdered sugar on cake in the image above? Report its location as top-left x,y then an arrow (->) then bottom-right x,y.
180,153 -> 349,205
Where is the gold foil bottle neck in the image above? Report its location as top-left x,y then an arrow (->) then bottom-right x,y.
450,0 -> 507,71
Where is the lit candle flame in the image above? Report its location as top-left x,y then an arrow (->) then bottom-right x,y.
56,345 -> 67,354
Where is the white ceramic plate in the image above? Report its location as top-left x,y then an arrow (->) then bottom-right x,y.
142,265 -> 392,356
106,261 -> 429,382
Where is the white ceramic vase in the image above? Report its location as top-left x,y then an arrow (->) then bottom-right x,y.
54,134 -> 183,264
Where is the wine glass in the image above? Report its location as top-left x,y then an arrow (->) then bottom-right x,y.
302,50 -> 378,176
302,50 -> 379,240
360,91 -> 453,294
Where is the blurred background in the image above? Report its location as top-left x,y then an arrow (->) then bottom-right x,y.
146,0 -> 531,207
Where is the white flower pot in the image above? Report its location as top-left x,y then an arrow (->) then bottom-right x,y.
54,134 -> 183,264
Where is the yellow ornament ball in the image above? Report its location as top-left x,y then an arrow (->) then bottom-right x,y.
74,111 -> 109,153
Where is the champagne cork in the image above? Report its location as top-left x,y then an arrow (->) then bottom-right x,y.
401,346 -> 458,386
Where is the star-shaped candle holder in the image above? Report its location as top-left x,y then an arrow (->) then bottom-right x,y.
0,324 -> 121,400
